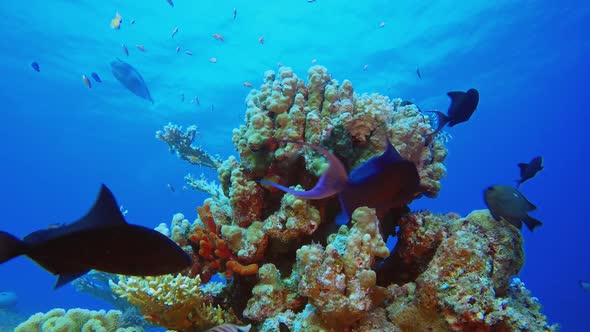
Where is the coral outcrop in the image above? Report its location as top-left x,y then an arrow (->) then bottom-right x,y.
67,65 -> 554,331
14,308 -> 140,332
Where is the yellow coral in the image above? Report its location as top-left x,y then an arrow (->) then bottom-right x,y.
110,274 -> 232,331
15,308 -> 132,332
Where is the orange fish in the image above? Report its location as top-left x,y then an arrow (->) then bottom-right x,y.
121,44 -> 129,56
110,12 -> 122,29
136,44 -> 146,52
213,33 -> 224,42
171,26 -> 179,38
209,57 -> 217,63
82,75 -> 91,88
243,81 -> 253,87
258,36 -> 264,44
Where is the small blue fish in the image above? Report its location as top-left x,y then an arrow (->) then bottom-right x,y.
31,62 -> 40,72
206,324 -> 251,332
91,72 -> 102,83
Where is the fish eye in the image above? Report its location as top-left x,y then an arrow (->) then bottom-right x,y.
513,193 -> 519,198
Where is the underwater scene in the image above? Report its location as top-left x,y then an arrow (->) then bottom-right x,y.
0,0 -> 588,331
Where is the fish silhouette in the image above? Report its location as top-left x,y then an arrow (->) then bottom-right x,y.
484,184 -> 542,231
425,88 -> 479,145
0,184 -> 191,288
110,59 -> 154,103
516,156 -> 543,188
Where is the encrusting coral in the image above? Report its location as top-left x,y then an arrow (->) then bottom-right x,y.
14,308 -> 141,332
17,65 -> 554,331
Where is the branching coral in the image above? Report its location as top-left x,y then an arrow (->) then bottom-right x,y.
156,122 -> 221,168
15,308 -> 139,332
110,274 -> 231,331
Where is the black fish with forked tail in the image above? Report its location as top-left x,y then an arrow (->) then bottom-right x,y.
484,184 -> 542,231
516,156 -> 543,188
425,88 -> 479,145
110,58 -> 154,103
0,184 -> 191,289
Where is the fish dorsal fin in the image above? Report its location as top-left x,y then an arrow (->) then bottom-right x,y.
78,184 -> 127,228
447,91 -> 465,101
54,270 -> 89,289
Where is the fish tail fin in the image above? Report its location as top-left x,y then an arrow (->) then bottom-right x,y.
523,216 -> 542,231
0,231 -> 27,264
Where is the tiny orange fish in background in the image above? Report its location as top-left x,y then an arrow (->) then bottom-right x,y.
110,12 -> 122,29
121,44 -> 129,56
209,57 -> 217,63
212,33 -> 224,42
136,44 -> 146,52
258,36 -> 264,44
82,75 -> 91,88
379,21 -> 385,28
243,81 -> 253,87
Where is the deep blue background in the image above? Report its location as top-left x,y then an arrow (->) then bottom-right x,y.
0,0 -> 588,329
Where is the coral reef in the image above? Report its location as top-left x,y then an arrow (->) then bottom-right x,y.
14,308 -> 142,332
156,122 -> 221,168
99,65 -> 556,331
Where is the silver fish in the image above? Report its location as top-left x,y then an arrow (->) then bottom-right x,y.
110,59 -> 154,103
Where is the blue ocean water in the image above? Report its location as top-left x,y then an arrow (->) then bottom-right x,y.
0,0 -> 588,330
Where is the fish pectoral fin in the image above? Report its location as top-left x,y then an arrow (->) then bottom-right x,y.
54,270 -> 90,289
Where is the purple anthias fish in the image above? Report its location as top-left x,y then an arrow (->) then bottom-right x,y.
260,139 -> 420,217
259,140 -> 348,199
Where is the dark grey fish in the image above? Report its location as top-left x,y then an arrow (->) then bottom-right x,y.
425,88 -> 479,145
516,156 -> 543,188
110,59 -> 154,103
416,66 -> 422,79
483,184 -> 542,231
0,184 -> 191,288
279,322 -> 291,332
91,72 -> 102,83
31,62 -> 40,72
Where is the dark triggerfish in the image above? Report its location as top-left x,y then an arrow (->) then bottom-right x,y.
516,156 -> 543,188
110,59 -> 154,103
339,139 -> 420,217
425,88 -> 479,145
483,185 -> 542,231
0,184 -> 191,288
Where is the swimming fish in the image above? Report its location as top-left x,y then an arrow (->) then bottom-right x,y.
483,185 -> 542,231
91,72 -> 102,83
121,44 -> 129,56
110,58 -> 154,103
171,26 -> 179,38
185,50 -> 193,56
82,75 -> 91,88
243,81 -> 253,87
110,12 -> 122,29
259,36 -> 264,44
259,140 -> 348,200
130,19 -> 135,25
166,0 -> 174,7
416,66 -> 422,79
167,184 -> 175,192
213,33 -> 224,42
136,44 -> 146,52
516,156 -> 543,188
425,88 -> 479,145
176,46 -> 181,53
180,93 -> 185,102
0,184 -> 191,288
363,64 -> 368,71
580,280 -> 590,293
209,57 -> 217,63
206,324 -> 251,332
338,139 -> 420,217
233,7 -> 237,20
31,62 -> 40,72
379,22 -> 385,28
